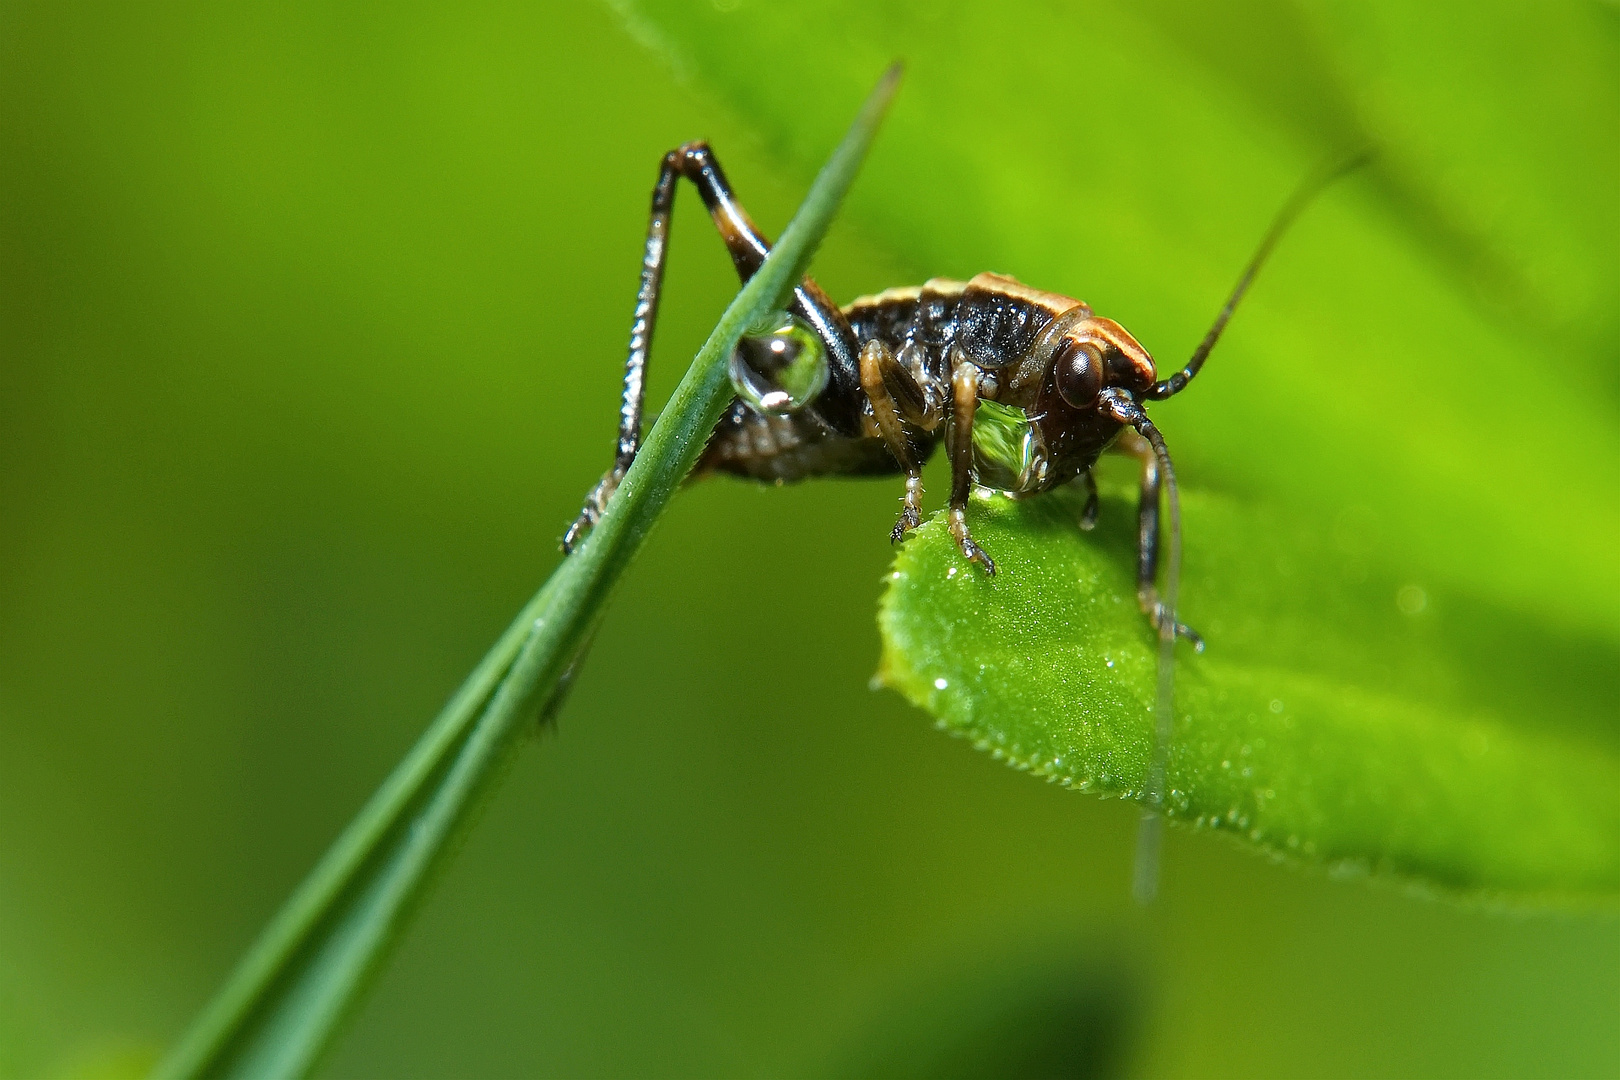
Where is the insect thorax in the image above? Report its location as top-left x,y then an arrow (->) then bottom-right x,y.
845,274 -> 1125,494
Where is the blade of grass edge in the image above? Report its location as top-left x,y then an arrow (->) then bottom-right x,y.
153,62 -> 902,1080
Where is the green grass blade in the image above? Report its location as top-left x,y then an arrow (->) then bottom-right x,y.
153,63 -> 901,1080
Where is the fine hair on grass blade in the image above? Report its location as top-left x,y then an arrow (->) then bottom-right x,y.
153,63 -> 902,1080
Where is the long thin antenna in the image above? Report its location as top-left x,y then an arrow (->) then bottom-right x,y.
1130,419 -> 1181,906
1148,150 -> 1372,401
1120,152 -> 1369,901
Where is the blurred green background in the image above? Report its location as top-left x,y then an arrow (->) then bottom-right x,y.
2,2 -> 1617,1077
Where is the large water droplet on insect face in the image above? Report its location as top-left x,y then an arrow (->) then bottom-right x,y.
970,399 -> 1047,494
729,314 -> 828,416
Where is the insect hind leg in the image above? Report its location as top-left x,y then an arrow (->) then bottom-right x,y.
563,142 -> 861,552
561,148 -> 682,552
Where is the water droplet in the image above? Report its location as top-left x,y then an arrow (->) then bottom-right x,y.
933,677 -> 948,690
1396,583 -> 1427,615
1269,699 -> 1284,714
969,399 -> 1047,493
729,313 -> 828,415
946,566 -> 958,579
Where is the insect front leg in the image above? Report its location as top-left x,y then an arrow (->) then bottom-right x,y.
858,339 -> 929,540
563,141 -> 862,552
945,345 -> 995,575
1113,429 -> 1202,648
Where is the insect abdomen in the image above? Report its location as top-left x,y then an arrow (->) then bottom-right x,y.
698,400 -> 907,482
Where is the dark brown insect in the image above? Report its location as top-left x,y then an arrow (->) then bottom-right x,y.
564,140 -> 1354,648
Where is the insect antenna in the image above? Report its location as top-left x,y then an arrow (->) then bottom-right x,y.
1132,416 -> 1182,905
1148,149 -> 1372,401
1096,389 -> 1186,902
1121,151 -> 1369,901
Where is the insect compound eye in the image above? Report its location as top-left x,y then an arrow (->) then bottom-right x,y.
729,313 -> 829,416
1053,337 -> 1105,409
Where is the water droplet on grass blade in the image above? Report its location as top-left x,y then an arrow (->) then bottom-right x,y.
730,313 -> 828,415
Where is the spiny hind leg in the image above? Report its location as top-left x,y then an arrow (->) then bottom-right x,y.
945,346 -> 995,574
562,147 -> 683,552
564,141 -> 861,552
1112,429 -> 1202,648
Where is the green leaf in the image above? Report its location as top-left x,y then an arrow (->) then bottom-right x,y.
624,1 -> 1620,899
879,483 -> 1620,900
153,67 -> 899,1079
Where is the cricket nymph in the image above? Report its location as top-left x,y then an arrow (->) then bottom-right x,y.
694,271 -> 1178,627
704,274 -> 1152,499
564,139 -> 1352,648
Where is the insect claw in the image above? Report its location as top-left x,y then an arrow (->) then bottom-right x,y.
946,507 -> 995,574
562,470 -> 621,555
959,537 -> 997,574
1148,600 -> 1204,651
1070,472 -> 1099,531
560,508 -> 594,554
889,474 -> 926,544
1079,493 -> 1099,531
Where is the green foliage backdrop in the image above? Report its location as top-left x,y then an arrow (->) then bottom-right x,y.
2,2 -> 1616,1077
